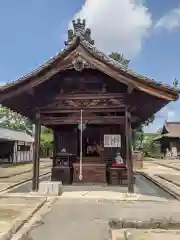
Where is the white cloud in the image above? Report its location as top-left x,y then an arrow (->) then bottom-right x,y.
71,0 -> 152,58
155,7 -> 180,30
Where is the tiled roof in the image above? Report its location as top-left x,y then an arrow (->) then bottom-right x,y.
164,121 -> 180,135
0,127 -> 34,142
0,36 -> 179,97
154,132 -> 180,141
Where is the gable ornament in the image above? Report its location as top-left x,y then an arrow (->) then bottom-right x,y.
72,56 -> 86,72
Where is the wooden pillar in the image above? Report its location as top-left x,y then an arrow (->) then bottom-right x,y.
128,112 -> 134,193
32,113 -> 41,191
125,108 -> 134,193
52,130 -> 56,167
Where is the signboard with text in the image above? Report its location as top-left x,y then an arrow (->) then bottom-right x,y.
104,134 -> 121,148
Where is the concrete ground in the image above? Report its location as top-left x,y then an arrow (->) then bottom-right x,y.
139,161 -> 180,198
24,160 -> 180,239
0,159 -> 52,193
9,173 -> 174,202
0,159 -> 52,178
0,170 -> 50,193
2,159 -> 180,240
28,198 -> 180,240
112,229 -> 180,240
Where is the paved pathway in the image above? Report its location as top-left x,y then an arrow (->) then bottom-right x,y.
2,159 -> 180,239
29,198 -> 180,240
112,229 -> 180,240
9,173 -> 174,202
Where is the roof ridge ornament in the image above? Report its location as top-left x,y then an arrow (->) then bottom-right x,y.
64,18 -> 94,46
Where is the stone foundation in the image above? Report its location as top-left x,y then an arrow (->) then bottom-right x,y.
38,181 -> 63,196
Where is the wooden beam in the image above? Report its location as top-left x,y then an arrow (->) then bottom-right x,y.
40,115 -> 139,124
40,107 -> 126,114
53,93 -> 124,100
32,113 -> 41,191
41,104 -> 127,111
41,118 -> 125,125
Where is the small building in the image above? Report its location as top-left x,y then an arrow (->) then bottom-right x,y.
0,127 -> 34,163
0,18 -> 178,191
154,121 -> 180,158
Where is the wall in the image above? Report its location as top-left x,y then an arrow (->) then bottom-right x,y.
170,140 -> 180,157
54,126 -> 77,155
13,141 -> 33,163
0,141 -> 14,163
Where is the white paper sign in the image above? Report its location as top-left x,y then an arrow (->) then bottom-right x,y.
104,134 -> 121,148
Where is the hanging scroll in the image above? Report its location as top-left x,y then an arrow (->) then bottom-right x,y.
104,134 -> 121,148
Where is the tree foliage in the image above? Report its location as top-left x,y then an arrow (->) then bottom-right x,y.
0,105 -> 32,132
172,77 -> 180,92
40,127 -> 53,157
173,78 -> 179,88
109,52 -> 130,68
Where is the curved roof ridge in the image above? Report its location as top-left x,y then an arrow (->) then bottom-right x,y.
0,36 -> 179,99
80,40 -> 179,96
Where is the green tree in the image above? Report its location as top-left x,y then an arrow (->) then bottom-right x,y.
132,115 -> 155,151
173,78 -> 179,88
0,105 -> 32,132
172,78 -> 180,92
109,52 -> 130,68
40,126 -> 53,157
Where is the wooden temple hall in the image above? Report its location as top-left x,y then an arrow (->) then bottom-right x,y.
0,19 -> 178,192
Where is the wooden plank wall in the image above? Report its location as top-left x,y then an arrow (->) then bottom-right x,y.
55,127 -> 77,155
101,125 -> 124,164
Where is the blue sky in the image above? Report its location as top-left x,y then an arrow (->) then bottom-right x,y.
0,0 -> 179,132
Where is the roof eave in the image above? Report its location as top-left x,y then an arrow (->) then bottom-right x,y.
0,37 -> 81,92
0,37 -> 179,101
